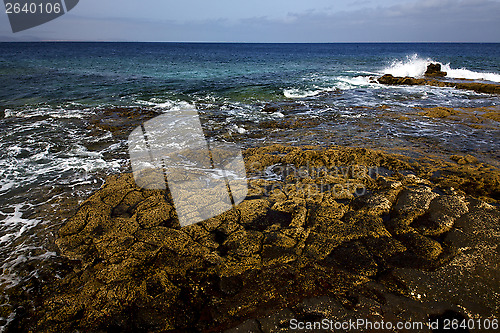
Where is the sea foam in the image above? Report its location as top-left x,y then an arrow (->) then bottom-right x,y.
383,54 -> 500,83
284,88 -> 323,98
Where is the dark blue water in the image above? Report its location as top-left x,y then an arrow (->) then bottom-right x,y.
1,43 -> 499,107
0,43 -> 499,316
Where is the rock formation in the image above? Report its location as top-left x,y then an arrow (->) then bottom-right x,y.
424,63 -> 447,77
16,144 -> 499,333
378,63 -> 500,95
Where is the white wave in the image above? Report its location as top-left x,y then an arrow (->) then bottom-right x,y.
341,113 -> 364,119
383,54 -> 500,83
336,76 -> 375,89
383,54 -> 431,78
136,99 -> 175,109
284,85 -> 340,98
136,99 -> 198,114
346,70 -> 380,76
4,107 -> 87,119
0,205 -> 39,245
285,75 -> 377,96
442,65 -> 500,83
229,124 -> 247,134
6,145 -> 30,157
284,88 -> 322,98
0,181 -> 15,193
341,76 -> 371,85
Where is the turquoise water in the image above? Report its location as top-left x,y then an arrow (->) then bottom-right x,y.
1,43 -> 499,106
0,42 -> 499,301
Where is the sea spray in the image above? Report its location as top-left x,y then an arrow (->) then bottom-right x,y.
383,54 -> 500,82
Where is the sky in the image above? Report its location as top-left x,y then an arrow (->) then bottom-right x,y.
1,0 -> 499,42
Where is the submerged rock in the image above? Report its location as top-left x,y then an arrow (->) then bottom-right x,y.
261,103 -> 280,113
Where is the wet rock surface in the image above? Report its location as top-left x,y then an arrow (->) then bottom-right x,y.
378,74 -> 500,95
88,107 -> 160,141
7,145 -> 500,332
407,106 -> 500,133
424,63 -> 447,77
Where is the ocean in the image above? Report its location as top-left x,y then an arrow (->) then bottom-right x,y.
0,42 -> 499,324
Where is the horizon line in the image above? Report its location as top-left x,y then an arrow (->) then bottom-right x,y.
1,40 -> 499,44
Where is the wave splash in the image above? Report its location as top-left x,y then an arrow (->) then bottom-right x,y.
383,54 -> 500,83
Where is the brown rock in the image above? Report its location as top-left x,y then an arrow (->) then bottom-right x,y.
224,319 -> 262,333
378,73 -> 500,95
26,145 -> 499,333
238,199 -> 271,229
223,230 -> 264,257
378,74 -> 399,85
262,103 -> 279,113
450,154 -> 478,165
425,63 -> 447,77
394,186 -> 437,213
398,232 -> 443,260
413,195 -> 469,236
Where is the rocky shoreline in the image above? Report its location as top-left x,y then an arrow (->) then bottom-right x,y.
376,63 -> 500,95
6,144 -> 499,332
2,64 -> 499,332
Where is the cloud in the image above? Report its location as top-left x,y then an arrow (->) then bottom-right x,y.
1,0 -> 499,42
266,0 -> 500,42
348,0 -> 372,7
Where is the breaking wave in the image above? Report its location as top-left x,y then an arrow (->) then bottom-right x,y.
383,54 -> 500,83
